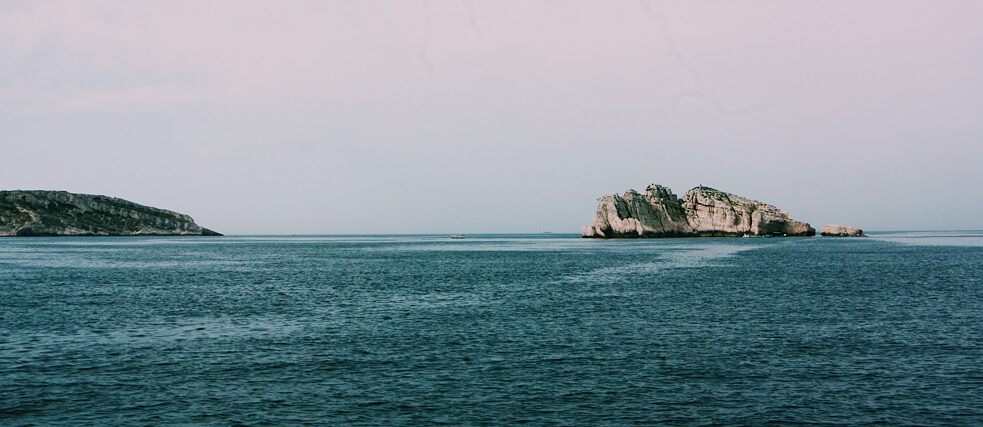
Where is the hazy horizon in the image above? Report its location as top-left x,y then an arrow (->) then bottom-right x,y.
2,1 -> 981,234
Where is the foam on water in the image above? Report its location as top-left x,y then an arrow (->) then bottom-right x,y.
563,243 -> 767,285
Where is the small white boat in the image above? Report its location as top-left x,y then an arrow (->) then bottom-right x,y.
449,233 -> 465,239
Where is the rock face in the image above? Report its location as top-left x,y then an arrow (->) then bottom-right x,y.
583,184 -> 815,238
821,224 -> 865,237
0,191 -> 221,237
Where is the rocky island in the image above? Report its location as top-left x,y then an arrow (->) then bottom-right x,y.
0,191 -> 221,237
821,224 -> 865,237
583,184 -> 815,238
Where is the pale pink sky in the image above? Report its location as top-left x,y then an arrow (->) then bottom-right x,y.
1,1 -> 981,233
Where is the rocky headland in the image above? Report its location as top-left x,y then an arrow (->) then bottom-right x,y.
821,224 -> 865,237
0,191 -> 221,237
583,184 -> 815,238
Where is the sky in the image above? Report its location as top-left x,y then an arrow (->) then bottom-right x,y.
1,0 -> 981,234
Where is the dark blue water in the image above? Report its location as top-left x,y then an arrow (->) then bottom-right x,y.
2,233 -> 982,425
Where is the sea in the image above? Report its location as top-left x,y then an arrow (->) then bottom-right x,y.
1,232 -> 982,425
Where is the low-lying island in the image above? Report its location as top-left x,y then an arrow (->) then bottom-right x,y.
0,190 -> 221,237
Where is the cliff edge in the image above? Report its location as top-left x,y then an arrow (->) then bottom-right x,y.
583,184 -> 815,238
0,191 -> 221,237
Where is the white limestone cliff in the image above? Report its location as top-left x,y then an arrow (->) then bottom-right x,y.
583,184 -> 815,238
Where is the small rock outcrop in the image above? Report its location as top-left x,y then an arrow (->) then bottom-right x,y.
0,190 -> 221,237
583,184 -> 815,238
821,224 -> 865,237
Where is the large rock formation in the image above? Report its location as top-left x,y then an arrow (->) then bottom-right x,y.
0,191 -> 221,237
821,224 -> 865,237
583,184 -> 815,238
